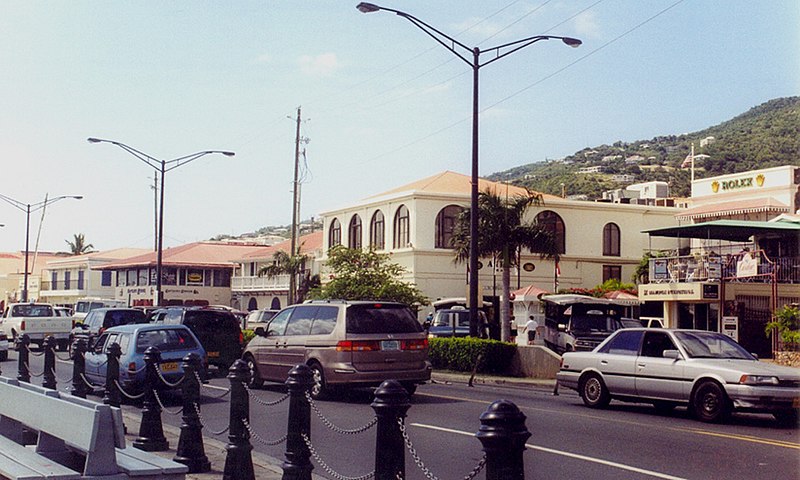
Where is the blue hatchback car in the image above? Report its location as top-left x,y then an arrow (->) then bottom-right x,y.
83,323 -> 207,395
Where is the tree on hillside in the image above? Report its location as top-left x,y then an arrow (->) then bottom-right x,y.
308,246 -> 429,308
451,189 -> 561,342
66,233 -> 94,255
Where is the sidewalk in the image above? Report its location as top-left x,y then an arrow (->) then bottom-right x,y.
119,371 -> 555,479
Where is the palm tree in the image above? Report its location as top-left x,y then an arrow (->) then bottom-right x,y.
451,188 -> 560,342
66,233 -> 94,255
259,248 -> 309,305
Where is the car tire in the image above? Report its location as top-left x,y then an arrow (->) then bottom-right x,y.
773,409 -> 800,427
580,373 -> 610,408
692,381 -> 730,423
652,400 -> 677,414
244,355 -> 263,389
308,362 -> 329,400
0,350 -> 7,362
401,383 -> 417,397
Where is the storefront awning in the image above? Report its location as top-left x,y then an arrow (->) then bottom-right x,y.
675,197 -> 789,220
643,219 -> 800,242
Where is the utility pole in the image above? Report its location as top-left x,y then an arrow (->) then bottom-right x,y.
289,107 -> 302,305
152,173 -> 159,252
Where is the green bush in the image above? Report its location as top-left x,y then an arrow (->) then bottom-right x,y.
428,337 -> 517,374
242,329 -> 256,346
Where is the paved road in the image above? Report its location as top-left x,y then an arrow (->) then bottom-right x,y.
6,350 -> 800,480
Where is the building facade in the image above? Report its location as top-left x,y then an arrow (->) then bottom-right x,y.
319,171 -> 682,319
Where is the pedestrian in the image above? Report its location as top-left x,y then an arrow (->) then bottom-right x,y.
525,315 -> 539,345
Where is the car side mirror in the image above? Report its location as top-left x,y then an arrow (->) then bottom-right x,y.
254,326 -> 267,337
750,352 -> 758,360
663,349 -> 682,360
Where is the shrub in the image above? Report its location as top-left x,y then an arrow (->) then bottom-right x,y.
242,329 -> 256,346
428,337 -> 517,374
766,304 -> 800,345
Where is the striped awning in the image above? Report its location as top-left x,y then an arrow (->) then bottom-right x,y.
676,197 -> 789,220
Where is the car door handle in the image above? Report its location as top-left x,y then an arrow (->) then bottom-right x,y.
637,363 -> 646,367
600,360 -> 608,365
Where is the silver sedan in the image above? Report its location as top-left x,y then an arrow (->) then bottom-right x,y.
557,328 -> 800,424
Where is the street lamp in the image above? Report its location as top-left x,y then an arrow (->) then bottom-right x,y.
87,137 -> 234,306
0,194 -> 83,302
357,3 -> 581,337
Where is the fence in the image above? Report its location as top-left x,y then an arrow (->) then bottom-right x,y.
11,334 -> 534,479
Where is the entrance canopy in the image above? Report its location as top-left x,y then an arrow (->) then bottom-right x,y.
642,219 -> 800,242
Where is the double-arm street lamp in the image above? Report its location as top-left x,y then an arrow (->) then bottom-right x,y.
357,3 -> 581,337
0,193 -> 83,302
87,137 -> 234,306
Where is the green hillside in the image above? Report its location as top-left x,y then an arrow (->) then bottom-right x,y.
489,97 -> 800,199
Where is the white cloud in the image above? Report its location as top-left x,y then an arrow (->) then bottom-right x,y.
573,11 -> 601,40
297,52 -> 340,77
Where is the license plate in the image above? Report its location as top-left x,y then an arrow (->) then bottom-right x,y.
381,340 -> 400,351
208,351 -> 220,358
160,362 -> 178,372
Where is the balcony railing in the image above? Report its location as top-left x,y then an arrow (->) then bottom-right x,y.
39,280 -> 86,292
231,274 -> 291,292
649,252 -> 800,284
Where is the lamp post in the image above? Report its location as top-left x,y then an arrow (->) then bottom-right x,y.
357,3 -> 580,337
0,194 -> 83,302
87,138 -> 234,306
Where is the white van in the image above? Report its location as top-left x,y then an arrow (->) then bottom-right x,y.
73,298 -> 127,323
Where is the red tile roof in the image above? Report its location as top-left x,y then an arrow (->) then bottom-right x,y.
241,231 -> 323,260
97,242 -> 267,269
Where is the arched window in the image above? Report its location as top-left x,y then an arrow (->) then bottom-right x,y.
370,210 -> 385,250
603,223 -> 621,256
348,215 -> 363,249
393,205 -> 410,249
328,218 -> 341,249
535,210 -> 565,254
435,205 -> 463,249
270,297 -> 282,310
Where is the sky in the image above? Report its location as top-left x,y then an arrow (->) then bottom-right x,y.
0,1 -> 798,253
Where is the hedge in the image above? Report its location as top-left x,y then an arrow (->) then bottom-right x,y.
427,337 -> 517,374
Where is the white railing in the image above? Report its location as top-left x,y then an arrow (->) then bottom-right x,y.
232,274 -> 291,291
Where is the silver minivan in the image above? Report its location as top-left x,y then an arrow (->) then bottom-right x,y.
243,300 -> 431,398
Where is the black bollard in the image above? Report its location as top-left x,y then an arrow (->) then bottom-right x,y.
174,353 -> 210,473
281,364 -> 314,480
16,334 -> 31,383
133,346 -> 169,452
372,380 -> 411,480
223,359 -> 255,480
70,339 -> 89,398
103,342 -> 122,408
475,400 -> 531,480
42,336 -> 57,390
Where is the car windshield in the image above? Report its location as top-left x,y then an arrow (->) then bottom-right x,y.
571,314 -> 612,332
346,304 -> 423,334
673,331 -> 754,360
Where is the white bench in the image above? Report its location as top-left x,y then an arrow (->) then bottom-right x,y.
0,377 -> 187,479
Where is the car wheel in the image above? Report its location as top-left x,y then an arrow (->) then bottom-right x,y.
580,374 -> 610,408
244,355 -> 263,389
652,400 -> 677,414
692,381 -> 730,423
308,362 -> 328,400
0,350 -> 7,362
773,409 -> 800,427
401,383 -> 417,397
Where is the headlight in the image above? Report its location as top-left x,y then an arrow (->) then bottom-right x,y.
739,375 -> 779,385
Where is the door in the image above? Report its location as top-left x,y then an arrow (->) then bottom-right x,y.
594,330 -> 643,395
276,306 -> 318,379
635,331 -> 685,400
256,307 -> 293,380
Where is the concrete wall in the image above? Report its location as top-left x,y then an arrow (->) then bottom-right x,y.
508,345 -> 562,379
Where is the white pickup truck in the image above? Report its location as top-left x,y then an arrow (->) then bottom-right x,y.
0,303 -> 74,350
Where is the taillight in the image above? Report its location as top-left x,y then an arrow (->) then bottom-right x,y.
72,320 -> 76,329
239,331 -> 244,344
21,320 -> 26,330
336,340 -> 381,352
128,362 -> 137,373
402,339 -> 428,350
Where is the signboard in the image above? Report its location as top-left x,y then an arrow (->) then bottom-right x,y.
721,316 -> 738,342
736,253 -> 758,278
651,259 -> 669,280
639,282 -> 705,301
702,283 -> 719,299
707,255 -> 721,280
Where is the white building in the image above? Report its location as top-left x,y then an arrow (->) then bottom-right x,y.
319,171 -> 682,322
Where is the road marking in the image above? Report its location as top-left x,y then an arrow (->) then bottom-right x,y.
417,391 -> 800,450
410,422 -> 687,480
